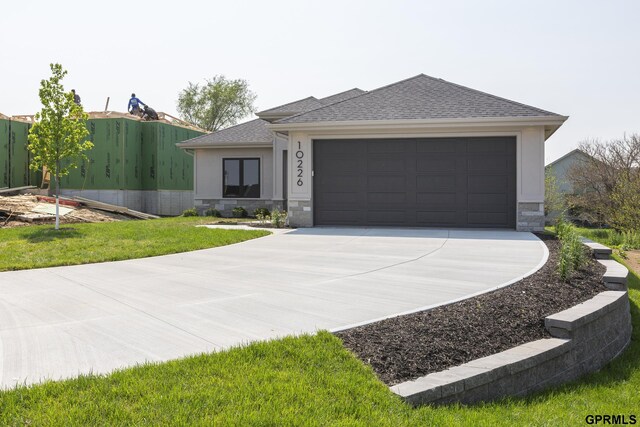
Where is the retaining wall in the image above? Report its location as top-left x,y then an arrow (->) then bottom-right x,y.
392,244 -> 632,406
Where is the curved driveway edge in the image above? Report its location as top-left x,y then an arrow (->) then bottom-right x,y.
0,227 -> 546,389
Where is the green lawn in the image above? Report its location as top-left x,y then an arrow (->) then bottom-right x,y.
0,250 -> 638,424
0,217 -> 269,271
574,226 -> 640,250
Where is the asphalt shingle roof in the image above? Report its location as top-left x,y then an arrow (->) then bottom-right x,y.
183,89 -> 368,146
276,74 -> 562,124
318,88 -> 365,105
256,97 -> 324,116
178,118 -> 273,147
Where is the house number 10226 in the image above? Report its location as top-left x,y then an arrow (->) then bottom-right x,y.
296,141 -> 304,186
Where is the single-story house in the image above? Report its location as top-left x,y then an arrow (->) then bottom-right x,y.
178,74 -> 567,231
545,149 -> 592,194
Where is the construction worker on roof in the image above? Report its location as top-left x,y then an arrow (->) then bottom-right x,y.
128,93 -> 146,116
71,89 -> 81,106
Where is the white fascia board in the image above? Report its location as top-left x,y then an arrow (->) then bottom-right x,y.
177,143 -> 273,150
268,115 -> 569,133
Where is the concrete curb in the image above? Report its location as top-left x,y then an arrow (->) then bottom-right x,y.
391,240 -> 633,406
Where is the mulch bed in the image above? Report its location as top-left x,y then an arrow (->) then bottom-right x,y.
334,234 -> 607,386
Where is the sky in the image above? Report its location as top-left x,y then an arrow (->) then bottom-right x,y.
1,0 -> 638,163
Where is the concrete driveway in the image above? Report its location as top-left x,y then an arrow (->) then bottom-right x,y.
0,227 -> 547,388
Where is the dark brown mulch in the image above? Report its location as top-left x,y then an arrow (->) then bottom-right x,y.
334,234 -> 607,386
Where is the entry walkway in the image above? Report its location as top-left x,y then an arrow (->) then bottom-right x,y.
0,227 -> 547,388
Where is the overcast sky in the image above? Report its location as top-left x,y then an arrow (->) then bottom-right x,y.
1,0 -> 638,163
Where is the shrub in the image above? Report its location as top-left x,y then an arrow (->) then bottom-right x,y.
232,207 -> 248,218
556,219 -> 588,281
621,230 -> 640,249
270,210 -> 287,228
609,173 -> 640,232
253,207 -> 270,218
204,208 -> 221,217
182,208 -> 198,217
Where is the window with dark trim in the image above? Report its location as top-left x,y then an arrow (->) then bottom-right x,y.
223,158 -> 260,198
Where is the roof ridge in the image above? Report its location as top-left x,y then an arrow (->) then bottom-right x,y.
257,96 -> 320,114
318,87 -> 364,102
275,75 -> 432,124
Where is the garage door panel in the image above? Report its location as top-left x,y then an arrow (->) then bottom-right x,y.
416,211 -> 458,225
367,140 -> 408,153
467,156 -> 508,172
368,192 -> 407,204
316,210 -> 363,224
468,212 -> 509,226
367,157 -> 407,173
416,175 -> 457,192
468,193 -> 507,206
416,139 -> 460,153
316,141 -> 361,155
316,191 -> 365,205
368,175 -> 406,191
328,158 -> 361,172
416,157 -> 456,173
317,175 -> 363,192
468,202 -> 508,213
416,192 -> 457,206
467,139 -> 510,153
367,210 -> 408,225
313,137 -> 516,228
468,175 -> 508,193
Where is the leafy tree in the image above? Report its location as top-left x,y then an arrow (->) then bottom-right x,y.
544,169 -> 566,221
567,134 -> 640,228
28,63 -> 92,230
177,76 -> 256,132
609,173 -> 640,232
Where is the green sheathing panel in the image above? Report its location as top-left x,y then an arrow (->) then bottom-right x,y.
141,122 -> 202,191
141,123 -> 158,190
8,120 -> 36,188
0,118 -> 9,187
64,118 -> 142,190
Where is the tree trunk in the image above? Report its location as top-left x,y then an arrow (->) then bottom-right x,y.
55,173 -> 60,230
55,159 -> 60,230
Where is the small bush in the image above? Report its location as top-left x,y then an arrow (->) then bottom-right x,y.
621,230 -> 640,250
608,231 -> 625,247
204,208 -> 221,217
253,208 -> 270,218
591,229 -> 609,239
232,207 -> 248,218
556,219 -> 588,281
270,210 -> 287,228
182,208 -> 198,217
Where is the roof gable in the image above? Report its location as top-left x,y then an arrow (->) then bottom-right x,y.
546,149 -> 592,168
276,74 -> 562,124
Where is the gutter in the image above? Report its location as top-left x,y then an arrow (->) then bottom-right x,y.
267,115 -> 569,132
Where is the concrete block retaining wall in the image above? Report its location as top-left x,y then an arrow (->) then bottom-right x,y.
392,242 -> 632,406
194,198 -> 285,217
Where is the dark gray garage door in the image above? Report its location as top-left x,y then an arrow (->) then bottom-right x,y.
313,137 -> 516,228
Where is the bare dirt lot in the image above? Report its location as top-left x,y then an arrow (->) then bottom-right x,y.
0,194 -> 128,227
